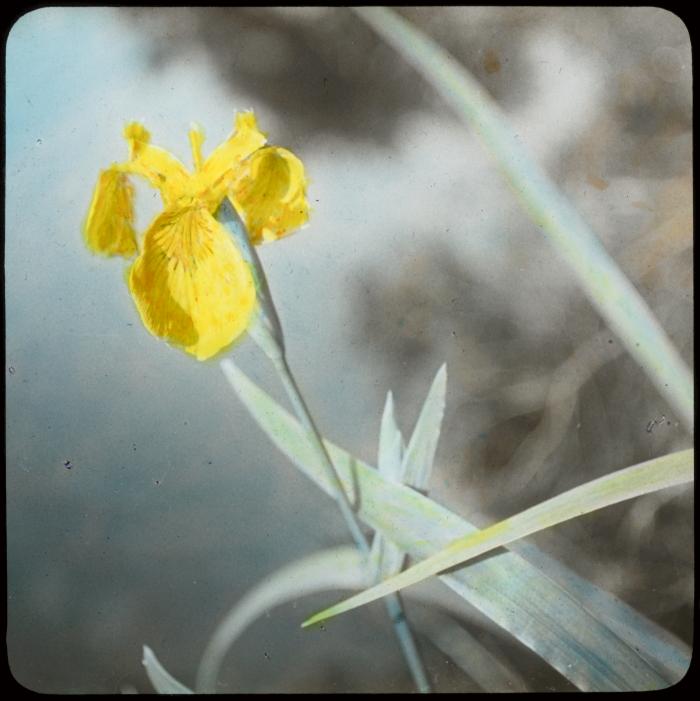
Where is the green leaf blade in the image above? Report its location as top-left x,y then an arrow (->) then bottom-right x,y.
378,390 -> 405,481
370,366 -> 446,580
369,391 -> 406,579
352,7 -> 693,432
221,360 -> 691,691
304,450 -> 693,627
401,363 -> 447,490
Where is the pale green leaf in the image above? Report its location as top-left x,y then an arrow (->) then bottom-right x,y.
304,449 -> 693,628
142,646 -> 193,694
353,7 -> 693,431
370,365 -> 446,580
508,538 -> 692,683
378,390 -> 405,482
401,363 -> 446,489
220,359 -> 690,690
369,391 -> 406,579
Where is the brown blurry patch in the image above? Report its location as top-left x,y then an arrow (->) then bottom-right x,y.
630,200 -> 654,212
625,170 -> 693,291
483,48 -> 502,74
586,174 -> 609,190
476,409 -> 543,474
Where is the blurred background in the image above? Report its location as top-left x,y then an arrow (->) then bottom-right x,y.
6,6 -> 692,693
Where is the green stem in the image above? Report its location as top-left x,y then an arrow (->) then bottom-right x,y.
217,199 -> 431,693
271,351 -> 369,551
268,350 -> 431,694
353,7 -> 694,433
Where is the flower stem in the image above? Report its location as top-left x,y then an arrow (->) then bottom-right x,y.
265,348 -> 432,694
271,352 -> 369,550
217,199 -> 431,693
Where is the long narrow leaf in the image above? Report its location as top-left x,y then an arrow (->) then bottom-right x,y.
370,366 -> 446,579
378,391 -> 405,482
353,7 -> 693,432
401,363 -> 447,489
221,360 -> 689,690
507,538 -> 692,683
369,391 -> 407,579
304,449 -> 693,627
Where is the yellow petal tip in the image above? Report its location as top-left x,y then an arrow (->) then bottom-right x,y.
235,110 -> 261,134
124,122 -> 151,144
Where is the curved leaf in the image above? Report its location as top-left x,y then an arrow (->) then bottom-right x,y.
196,546 -> 526,693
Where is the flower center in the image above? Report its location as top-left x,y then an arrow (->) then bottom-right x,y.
173,174 -> 222,212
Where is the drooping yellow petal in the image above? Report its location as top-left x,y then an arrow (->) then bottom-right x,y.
128,205 -> 257,360
83,167 -> 138,257
201,112 -> 268,202
123,122 -> 191,205
230,146 -> 309,244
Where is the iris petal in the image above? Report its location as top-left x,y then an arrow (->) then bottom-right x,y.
83,167 -> 138,257
230,146 -> 310,244
85,113 -> 310,361
123,122 -> 191,205
202,112 -> 268,202
128,205 -> 257,360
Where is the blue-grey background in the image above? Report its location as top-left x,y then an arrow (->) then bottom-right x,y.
6,7 -> 693,693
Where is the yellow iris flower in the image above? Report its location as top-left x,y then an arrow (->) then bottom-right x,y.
83,112 -> 309,360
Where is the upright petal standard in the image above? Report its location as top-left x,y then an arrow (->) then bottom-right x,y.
83,112 -> 310,360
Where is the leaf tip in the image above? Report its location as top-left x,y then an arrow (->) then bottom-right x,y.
436,362 -> 447,387
301,608 -> 334,628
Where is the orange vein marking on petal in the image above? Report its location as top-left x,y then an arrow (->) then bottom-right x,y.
128,205 -> 257,360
